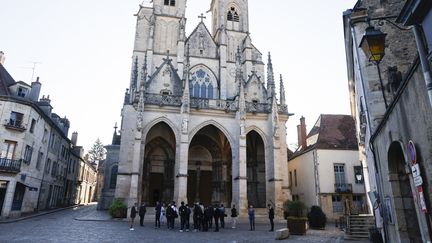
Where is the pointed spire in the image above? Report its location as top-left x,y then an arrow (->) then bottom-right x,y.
112,122 -> 120,145
131,56 -> 139,91
181,44 -> 191,114
267,52 -> 275,97
280,74 -> 286,105
140,53 -> 148,91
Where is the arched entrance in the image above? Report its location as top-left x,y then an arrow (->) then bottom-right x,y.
246,130 -> 266,208
187,125 -> 232,206
142,122 -> 175,206
387,142 -> 421,242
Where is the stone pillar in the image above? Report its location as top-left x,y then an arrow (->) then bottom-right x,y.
2,180 -> 16,218
233,136 -> 248,215
128,133 -> 142,206
174,134 -> 188,204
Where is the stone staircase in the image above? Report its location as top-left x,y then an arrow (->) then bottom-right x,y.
344,214 -> 375,240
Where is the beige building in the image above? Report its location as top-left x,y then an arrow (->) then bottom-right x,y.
113,0 -> 290,215
289,115 -> 367,221
0,55 -> 79,218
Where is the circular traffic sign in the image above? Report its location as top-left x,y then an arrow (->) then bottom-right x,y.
408,140 -> 416,164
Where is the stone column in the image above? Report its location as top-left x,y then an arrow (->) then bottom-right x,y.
174,134 -> 188,204
2,180 -> 16,217
233,136 -> 248,215
128,133 -> 142,206
195,162 -> 201,202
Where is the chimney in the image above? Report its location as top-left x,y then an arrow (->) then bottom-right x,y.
0,51 -> 5,65
71,131 -> 78,146
297,116 -> 307,149
38,95 -> 53,116
29,77 -> 42,102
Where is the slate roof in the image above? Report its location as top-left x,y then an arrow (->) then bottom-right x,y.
290,114 -> 358,160
0,64 -> 15,95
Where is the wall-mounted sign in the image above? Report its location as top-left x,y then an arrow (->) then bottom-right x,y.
408,140 -> 427,213
0,181 -> 8,189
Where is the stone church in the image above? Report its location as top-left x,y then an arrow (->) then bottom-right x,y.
107,0 -> 291,214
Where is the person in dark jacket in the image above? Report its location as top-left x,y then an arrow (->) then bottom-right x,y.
166,203 -> 173,229
185,204 -> 191,232
193,203 -> 202,232
202,206 -> 210,232
130,203 -> 137,231
231,204 -> 238,229
139,203 -> 147,226
268,203 -> 275,231
179,201 -> 188,232
213,205 -> 220,232
207,205 -> 214,228
155,201 -> 161,228
248,205 -> 255,231
219,204 -> 225,228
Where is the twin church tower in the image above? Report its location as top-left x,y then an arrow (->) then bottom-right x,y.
112,0 -> 291,214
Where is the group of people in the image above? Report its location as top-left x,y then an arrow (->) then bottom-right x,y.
129,201 -> 275,232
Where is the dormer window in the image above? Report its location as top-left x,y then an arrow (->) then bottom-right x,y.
227,7 -> 239,22
17,87 -> 28,98
164,0 -> 175,6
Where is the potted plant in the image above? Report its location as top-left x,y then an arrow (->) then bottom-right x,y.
284,200 -> 308,235
307,205 -> 327,229
108,199 -> 127,218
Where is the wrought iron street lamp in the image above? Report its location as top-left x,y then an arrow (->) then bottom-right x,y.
359,26 -> 389,108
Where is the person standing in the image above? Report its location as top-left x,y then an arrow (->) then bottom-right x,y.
268,203 -> 275,232
193,203 -> 202,232
155,201 -> 161,228
213,205 -> 220,232
231,204 -> 238,229
130,203 -> 137,231
207,204 -> 214,229
185,204 -> 191,232
248,205 -> 255,231
160,203 -> 166,227
179,201 -> 188,232
139,202 -> 147,227
219,204 -> 225,228
202,206 -> 210,232
166,203 -> 173,229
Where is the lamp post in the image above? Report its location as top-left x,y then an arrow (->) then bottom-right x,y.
359,26 -> 389,108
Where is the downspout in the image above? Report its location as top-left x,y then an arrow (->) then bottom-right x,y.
313,150 -> 320,206
350,17 -> 389,243
413,24 -> 432,107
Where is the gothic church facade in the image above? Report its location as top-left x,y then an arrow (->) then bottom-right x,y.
114,0 -> 290,214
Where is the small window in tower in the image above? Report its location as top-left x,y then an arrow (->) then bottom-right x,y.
200,50 -> 203,55
170,0 -> 176,6
227,7 -> 239,22
164,0 -> 170,5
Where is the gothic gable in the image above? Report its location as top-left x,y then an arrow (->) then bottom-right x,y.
245,73 -> 267,103
146,57 -> 182,96
186,22 -> 217,58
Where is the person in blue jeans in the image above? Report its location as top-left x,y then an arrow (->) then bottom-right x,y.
248,205 -> 255,231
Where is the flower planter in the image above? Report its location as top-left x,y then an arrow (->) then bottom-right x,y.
112,208 -> 126,218
287,218 -> 308,235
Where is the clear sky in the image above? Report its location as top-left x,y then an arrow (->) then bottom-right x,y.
1,0 -> 357,151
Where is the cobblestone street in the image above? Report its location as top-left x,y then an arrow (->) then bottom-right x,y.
0,204 -> 370,243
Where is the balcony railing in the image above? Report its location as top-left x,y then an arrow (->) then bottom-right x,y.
335,183 -> 352,193
142,94 -> 288,114
4,120 -> 26,132
0,158 -> 21,173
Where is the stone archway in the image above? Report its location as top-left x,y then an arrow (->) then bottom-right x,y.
246,130 -> 266,208
187,125 -> 232,206
142,122 -> 176,206
387,141 -> 422,242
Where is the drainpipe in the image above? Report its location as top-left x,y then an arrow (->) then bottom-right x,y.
413,25 -> 432,107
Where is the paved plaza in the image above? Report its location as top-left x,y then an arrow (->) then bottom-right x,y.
0,204 -> 367,243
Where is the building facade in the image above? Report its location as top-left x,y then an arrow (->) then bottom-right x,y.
289,115 -> 367,221
344,0 -> 432,242
113,0 -> 290,214
0,54 -> 81,218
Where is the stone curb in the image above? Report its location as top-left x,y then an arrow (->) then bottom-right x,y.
0,204 -> 84,224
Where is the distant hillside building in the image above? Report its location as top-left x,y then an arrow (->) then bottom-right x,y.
288,115 -> 367,221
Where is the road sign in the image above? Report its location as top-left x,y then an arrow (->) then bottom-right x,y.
408,140 -> 416,164
414,175 -> 423,187
412,164 -> 421,177
418,187 -> 428,213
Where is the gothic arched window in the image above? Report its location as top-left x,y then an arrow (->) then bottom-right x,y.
190,67 -> 218,99
201,84 -> 207,98
208,83 -> 214,99
193,82 -> 200,97
109,165 -> 118,189
227,7 -> 239,22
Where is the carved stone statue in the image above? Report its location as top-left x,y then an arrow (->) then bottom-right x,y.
182,118 -> 188,133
